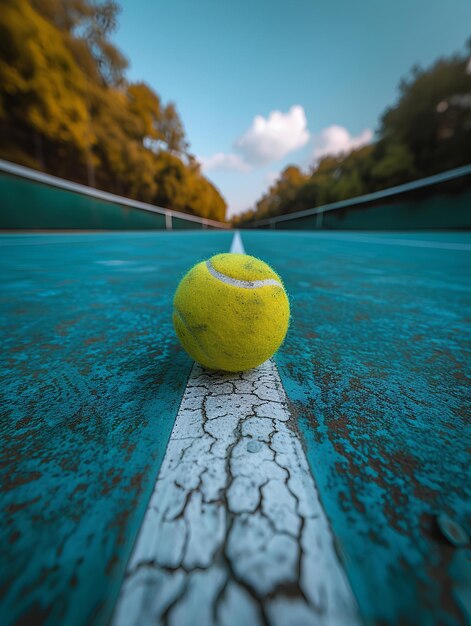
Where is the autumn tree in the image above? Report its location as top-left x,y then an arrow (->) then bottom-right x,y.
0,0 -> 94,167
0,0 -> 227,221
254,166 -> 309,219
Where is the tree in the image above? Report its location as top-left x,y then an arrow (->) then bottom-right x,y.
0,0 -> 227,221
31,0 -> 128,85
153,152 -> 226,221
371,142 -> 416,187
236,38 -> 471,226
378,53 -> 471,175
0,0 -> 94,160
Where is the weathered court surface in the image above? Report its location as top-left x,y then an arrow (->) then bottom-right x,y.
1,231 -> 470,626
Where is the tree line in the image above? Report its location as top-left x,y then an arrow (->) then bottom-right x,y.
0,0 -> 227,222
233,40 -> 471,226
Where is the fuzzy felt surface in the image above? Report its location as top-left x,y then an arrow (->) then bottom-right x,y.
173,253 -> 290,372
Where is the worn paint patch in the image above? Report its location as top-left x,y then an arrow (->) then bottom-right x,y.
112,361 -> 360,626
0,232 -> 232,626
243,231 -> 471,626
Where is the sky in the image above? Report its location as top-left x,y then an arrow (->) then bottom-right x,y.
113,0 -> 471,217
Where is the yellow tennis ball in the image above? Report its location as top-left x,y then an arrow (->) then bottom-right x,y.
173,253 -> 290,372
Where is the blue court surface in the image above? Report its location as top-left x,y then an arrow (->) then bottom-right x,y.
1,231 -> 470,626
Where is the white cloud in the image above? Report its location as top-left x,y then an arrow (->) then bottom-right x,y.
199,105 -> 310,175
312,125 -> 373,162
235,105 -> 310,165
199,152 -> 249,172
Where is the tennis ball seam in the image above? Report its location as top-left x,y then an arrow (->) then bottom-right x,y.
206,260 -> 282,289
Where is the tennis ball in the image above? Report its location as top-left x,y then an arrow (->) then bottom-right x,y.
173,253 -> 290,372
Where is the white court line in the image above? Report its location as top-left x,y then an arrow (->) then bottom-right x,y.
303,232 -> 471,251
112,233 -> 360,626
229,230 -> 245,253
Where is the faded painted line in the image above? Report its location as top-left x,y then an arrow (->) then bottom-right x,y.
229,230 -> 245,254
111,232 -> 360,626
112,362 -> 360,626
304,233 -> 471,251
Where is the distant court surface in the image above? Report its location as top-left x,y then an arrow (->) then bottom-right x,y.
1,231 -> 470,626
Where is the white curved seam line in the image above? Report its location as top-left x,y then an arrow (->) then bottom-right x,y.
206,260 -> 282,289
173,306 -> 211,361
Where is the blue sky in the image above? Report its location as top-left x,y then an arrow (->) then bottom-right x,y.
113,0 -> 471,217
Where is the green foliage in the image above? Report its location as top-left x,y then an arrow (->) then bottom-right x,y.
380,55 -> 471,175
371,142 -> 416,186
236,41 -> 471,226
0,0 -> 227,221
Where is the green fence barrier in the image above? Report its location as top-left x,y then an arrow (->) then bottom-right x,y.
245,164 -> 471,230
0,160 -> 228,231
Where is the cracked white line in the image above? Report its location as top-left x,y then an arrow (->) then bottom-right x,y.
112,361 -> 360,626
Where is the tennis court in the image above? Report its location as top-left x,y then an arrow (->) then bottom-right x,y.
1,227 -> 469,626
